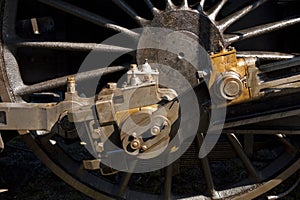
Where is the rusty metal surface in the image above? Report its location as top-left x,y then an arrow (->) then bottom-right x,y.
0,0 -> 300,199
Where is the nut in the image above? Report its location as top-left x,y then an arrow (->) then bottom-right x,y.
151,125 -> 161,135
130,139 -> 141,150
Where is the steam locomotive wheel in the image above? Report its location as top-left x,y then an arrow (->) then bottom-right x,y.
1,0 -> 300,199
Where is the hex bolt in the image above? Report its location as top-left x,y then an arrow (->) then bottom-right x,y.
178,52 -> 185,60
151,125 -> 161,135
224,80 -> 240,97
132,141 -> 139,148
130,139 -> 141,150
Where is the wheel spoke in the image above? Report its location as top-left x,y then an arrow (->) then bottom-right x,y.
275,134 -> 298,155
143,0 -> 160,16
164,165 -> 173,200
15,66 -> 127,96
217,0 -> 270,32
112,0 -> 149,26
227,133 -> 261,182
236,51 -> 295,61
200,0 -> 205,9
118,159 -> 137,197
207,0 -> 228,21
118,172 -> 133,197
165,0 -> 176,10
224,129 -> 300,135
196,133 -> 219,198
182,0 -> 189,8
37,0 -> 139,40
259,56 -> 300,72
9,41 -> 134,53
224,17 -> 300,45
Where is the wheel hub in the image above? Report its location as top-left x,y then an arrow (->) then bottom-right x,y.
150,9 -> 223,51
137,9 -> 221,86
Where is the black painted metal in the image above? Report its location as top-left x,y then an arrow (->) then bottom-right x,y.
0,0 -> 300,199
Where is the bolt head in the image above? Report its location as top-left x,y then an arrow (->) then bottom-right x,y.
151,126 -> 160,135
130,138 -> 141,150
141,145 -> 148,151
224,80 -> 241,97
132,141 -> 138,147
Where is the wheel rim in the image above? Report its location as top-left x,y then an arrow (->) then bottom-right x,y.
1,0 -> 300,199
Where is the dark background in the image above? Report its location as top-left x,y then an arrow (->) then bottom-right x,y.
0,136 -> 299,200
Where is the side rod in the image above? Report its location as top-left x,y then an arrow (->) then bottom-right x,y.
0,92 -> 94,132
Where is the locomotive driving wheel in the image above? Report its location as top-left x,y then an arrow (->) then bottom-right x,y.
1,0 -> 300,199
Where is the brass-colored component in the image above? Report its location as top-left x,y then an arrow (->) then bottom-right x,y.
209,48 -> 252,104
130,139 -> 141,150
67,76 -> 76,93
95,63 -> 179,160
115,105 -> 158,126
